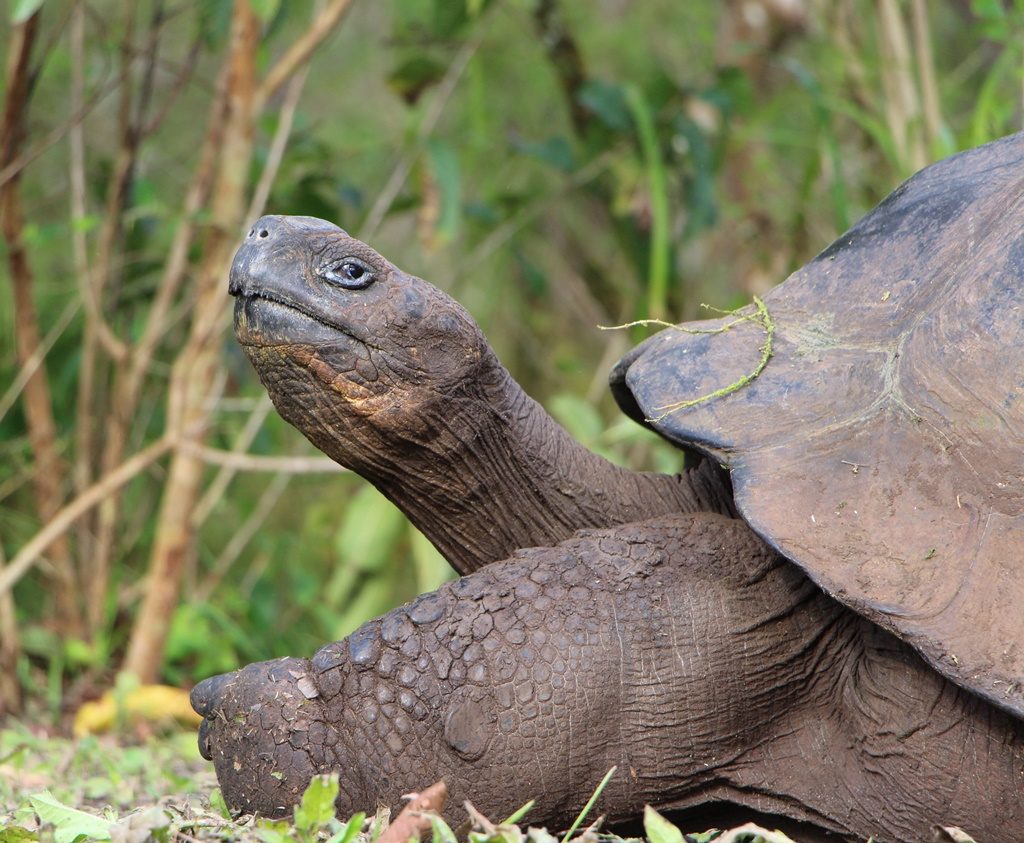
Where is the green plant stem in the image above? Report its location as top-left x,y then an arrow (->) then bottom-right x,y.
624,85 -> 670,321
650,296 -> 774,420
559,766 -> 616,843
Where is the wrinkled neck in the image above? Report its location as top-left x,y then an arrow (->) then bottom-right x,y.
370,362 -> 734,574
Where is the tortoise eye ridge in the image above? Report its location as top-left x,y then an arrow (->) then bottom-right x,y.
321,257 -> 374,289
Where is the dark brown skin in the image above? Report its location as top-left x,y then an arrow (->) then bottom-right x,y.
201,204 -> 1024,840
229,216 -> 734,575
192,513 -> 1024,841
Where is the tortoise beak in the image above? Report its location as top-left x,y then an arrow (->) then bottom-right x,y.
191,671 -> 237,761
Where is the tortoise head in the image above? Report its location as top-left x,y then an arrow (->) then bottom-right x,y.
229,215 -> 501,476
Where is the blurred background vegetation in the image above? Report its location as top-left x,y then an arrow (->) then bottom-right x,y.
1,0 -> 1022,724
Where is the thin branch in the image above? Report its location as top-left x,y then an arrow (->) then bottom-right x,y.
0,62 -> 122,189
133,0 -> 165,137
0,436 -> 177,597
140,37 -> 203,139
184,444 -> 345,474
70,0 -> 97,568
0,543 -> 21,715
0,298 -> 79,424
253,0 -> 355,113
362,16 -> 491,238
246,66 -> 309,224
194,471 -> 291,603
127,59 -> 231,401
191,394 -> 272,527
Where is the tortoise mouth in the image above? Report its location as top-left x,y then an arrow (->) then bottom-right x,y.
233,292 -> 363,349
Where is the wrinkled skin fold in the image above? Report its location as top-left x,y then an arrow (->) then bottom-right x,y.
193,514 -> 1024,842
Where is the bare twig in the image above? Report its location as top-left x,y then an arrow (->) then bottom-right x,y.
0,543 -> 22,715
0,298 -> 79,424
185,445 -> 345,474
191,395 -> 272,527
253,0 -> 355,113
195,471 -> 291,603
0,59 -> 122,189
0,436 -> 177,597
362,14 -> 491,238
246,66 -> 309,223
70,0 -> 98,569
141,37 -> 202,139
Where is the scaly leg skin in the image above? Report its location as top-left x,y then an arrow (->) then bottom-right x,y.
191,513 -> 1024,842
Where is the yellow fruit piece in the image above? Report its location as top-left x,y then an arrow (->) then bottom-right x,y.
73,684 -> 202,737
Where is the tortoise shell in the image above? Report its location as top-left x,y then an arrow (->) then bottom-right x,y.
611,132 -> 1024,717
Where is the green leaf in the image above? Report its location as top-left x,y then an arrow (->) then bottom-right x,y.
624,84 -> 670,321
196,0 -> 232,47
388,56 -> 447,105
10,0 -> 45,24
560,767 -> 616,843
577,80 -> 631,132
328,484 -> 406,605
249,0 -> 281,23
548,394 -> 604,450
28,791 -> 114,843
367,806 -> 390,843
0,828 -> 39,843
294,774 -> 340,832
427,139 -> 462,243
208,788 -> 231,820
643,806 -> 683,843
410,528 -> 454,594
501,800 -> 534,826
512,137 -> 575,173
431,0 -> 469,37
255,820 -> 292,843
325,812 -> 366,843
429,816 -> 459,843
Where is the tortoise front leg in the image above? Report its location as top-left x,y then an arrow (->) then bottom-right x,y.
191,514 -> 869,835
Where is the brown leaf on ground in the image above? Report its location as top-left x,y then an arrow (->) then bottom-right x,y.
376,781 -> 448,843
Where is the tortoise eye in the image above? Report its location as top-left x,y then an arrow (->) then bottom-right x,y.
321,257 -> 375,289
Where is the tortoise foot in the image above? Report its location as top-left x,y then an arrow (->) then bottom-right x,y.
191,657 -> 341,817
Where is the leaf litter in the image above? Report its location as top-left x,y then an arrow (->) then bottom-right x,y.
0,728 -> 974,843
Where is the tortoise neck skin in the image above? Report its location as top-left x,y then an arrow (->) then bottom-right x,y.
230,215 -> 733,574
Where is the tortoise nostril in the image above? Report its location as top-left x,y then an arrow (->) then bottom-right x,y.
259,229 -> 269,238
191,672 -> 233,715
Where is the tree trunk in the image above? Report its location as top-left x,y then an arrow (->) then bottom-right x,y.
121,0 -> 259,681
1,13 -> 84,639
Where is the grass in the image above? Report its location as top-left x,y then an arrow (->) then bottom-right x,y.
0,725 -> 842,843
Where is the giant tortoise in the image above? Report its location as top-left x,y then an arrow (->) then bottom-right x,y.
191,132 -> 1024,842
